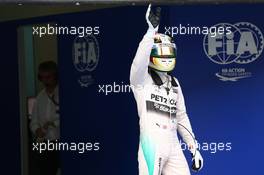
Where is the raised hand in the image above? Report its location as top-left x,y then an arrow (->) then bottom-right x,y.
145,4 -> 161,31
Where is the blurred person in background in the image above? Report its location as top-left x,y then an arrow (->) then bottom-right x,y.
30,60 -> 60,175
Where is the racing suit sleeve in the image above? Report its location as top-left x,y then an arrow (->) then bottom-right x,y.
130,30 -> 155,86
175,79 -> 197,149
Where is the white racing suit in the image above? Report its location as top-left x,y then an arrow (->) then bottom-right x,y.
130,30 -> 195,175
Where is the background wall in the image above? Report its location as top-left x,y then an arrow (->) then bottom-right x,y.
0,21 -> 21,175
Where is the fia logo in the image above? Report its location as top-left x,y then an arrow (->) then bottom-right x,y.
203,22 -> 263,81
203,22 -> 263,64
72,35 -> 99,87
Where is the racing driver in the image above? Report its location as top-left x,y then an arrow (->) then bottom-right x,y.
130,5 -> 204,175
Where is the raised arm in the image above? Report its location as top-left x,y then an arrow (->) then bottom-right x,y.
130,4 -> 161,86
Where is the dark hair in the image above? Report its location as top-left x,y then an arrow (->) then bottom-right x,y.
38,61 -> 58,80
